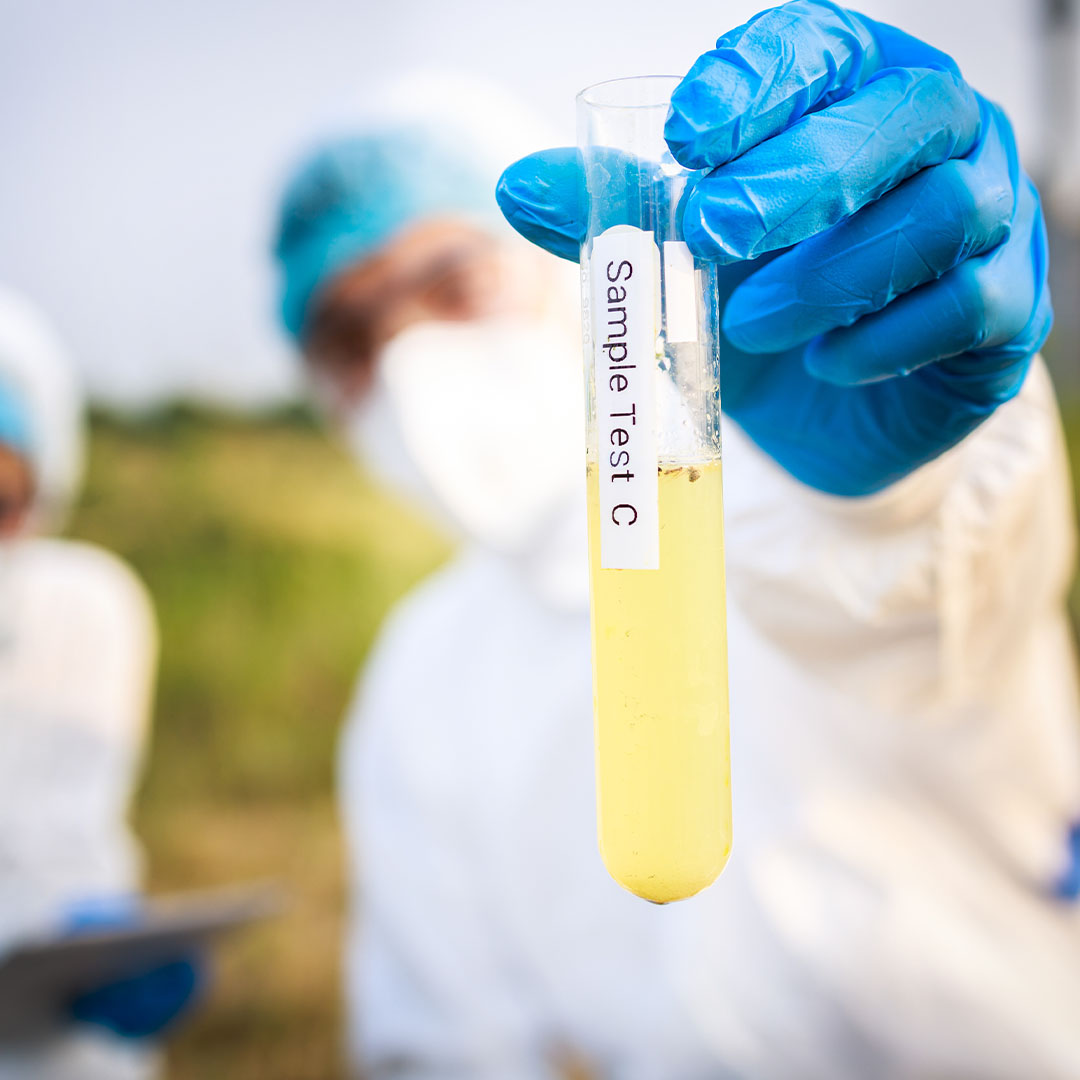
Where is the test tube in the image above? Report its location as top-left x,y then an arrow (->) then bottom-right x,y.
578,76 -> 731,904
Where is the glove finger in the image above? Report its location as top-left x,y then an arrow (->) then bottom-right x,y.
666,0 -> 961,169
496,148 -> 587,263
497,146 -> 683,261
69,957 -> 203,1039
926,283 -> 1052,409
805,175 -> 1048,388
64,895 -> 142,934
724,98 -> 1014,352
683,65 -> 981,263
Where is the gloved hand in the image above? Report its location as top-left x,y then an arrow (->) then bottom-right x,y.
62,897 -> 204,1040
1053,822 -> 1080,902
496,0 -> 1052,496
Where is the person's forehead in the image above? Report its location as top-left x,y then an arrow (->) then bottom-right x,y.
326,218 -> 496,303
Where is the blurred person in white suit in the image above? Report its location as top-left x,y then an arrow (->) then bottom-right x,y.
273,19 -> 1080,1077
0,289 -> 199,1080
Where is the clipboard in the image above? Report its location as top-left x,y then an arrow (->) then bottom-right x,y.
0,883 -> 282,1040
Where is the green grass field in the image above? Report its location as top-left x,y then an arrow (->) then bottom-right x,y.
66,395 -> 1080,1079
68,405 -> 451,1080
1059,397 -> 1080,622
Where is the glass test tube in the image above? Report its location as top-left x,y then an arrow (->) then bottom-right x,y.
578,76 -> 731,904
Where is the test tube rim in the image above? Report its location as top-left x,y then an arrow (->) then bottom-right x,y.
577,75 -> 683,112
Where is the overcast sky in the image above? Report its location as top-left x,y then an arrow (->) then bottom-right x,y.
0,0 -> 1065,407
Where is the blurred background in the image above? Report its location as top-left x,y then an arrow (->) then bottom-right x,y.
2,0 -> 1079,1076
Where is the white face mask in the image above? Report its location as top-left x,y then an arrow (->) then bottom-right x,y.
343,314 -> 589,605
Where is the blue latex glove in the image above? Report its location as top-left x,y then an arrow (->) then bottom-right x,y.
1053,822 -> 1080,902
496,0 -> 1052,496
62,897 -> 204,1040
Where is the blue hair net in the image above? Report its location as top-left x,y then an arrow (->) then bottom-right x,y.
0,381 -> 32,458
273,125 -> 501,341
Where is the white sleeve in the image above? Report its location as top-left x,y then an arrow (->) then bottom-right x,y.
0,542 -> 157,947
30,543 -> 158,815
45,544 -> 157,764
338,582 -> 555,1080
725,358 -> 1076,710
723,358 -> 1080,881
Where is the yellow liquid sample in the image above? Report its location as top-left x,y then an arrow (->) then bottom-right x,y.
587,461 -> 731,903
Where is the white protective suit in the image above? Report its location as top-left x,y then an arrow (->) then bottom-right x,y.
0,290 -> 159,1080
324,74 -> 1080,1080
341,328 -> 1080,1077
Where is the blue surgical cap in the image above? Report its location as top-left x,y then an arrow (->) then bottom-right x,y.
273,125 -> 501,341
0,380 -> 32,459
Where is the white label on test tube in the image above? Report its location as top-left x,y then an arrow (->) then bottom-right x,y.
663,241 -> 698,343
591,225 -> 660,571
